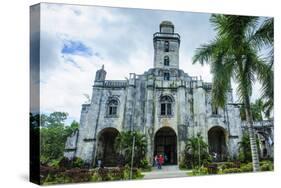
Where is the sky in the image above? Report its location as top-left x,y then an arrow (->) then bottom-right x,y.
32,3 -> 264,124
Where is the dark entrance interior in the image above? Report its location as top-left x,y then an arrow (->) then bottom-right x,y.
154,127 -> 177,165
208,126 -> 227,161
97,128 -> 119,166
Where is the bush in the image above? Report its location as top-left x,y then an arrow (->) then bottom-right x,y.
64,168 -> 91,183
90,166 -> 143,182
260,160 -> 273,171
139,159 -> 152,171
184,135 -> 211,169
58,157 -> 72,169
122,165 -> 143,179
190,167 -> 209,176
40,165 -> 91,185
223,168 -> 242,174
220,161 -> 240,170
179,160 -> 188,170
73,157 -> 84,168
49,159 -> 61,169
240,163 -> 253,172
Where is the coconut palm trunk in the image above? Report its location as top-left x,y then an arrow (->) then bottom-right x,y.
244,95 -> 260,171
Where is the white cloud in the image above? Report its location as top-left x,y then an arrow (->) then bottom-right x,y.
38,3 -> 263,122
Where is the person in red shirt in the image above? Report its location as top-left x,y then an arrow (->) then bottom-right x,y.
159,154 -> 164,169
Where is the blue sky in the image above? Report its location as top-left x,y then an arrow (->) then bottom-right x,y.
34,3 -> 265,124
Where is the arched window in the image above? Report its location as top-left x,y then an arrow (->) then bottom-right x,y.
164,72 -> 170,81
164,56 -> 169,66
107,99 -> 118,116
160,96 -> 173,116
164,41 -> 169,52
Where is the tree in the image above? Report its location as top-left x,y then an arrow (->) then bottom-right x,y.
240,99 -> 264,121
193,15 -> 273,171
114,131 -> 147,167
40,112 -> 68,128
239,133 -> 260,162
40,112 -> 78,164
184,134 -> 210,169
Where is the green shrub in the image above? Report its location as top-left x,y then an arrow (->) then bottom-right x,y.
260,161 -> 273,171
219,161 -> 240,170
183,134 -> 211,169
49,159 -> 60,169
240,163 -> 253,172
223,168 -> 242,174
179,160 -> 188,170
191,167 -> 209,176
139,159 -> 152,171
90,172 -> 101,182
122,165 -> 143,179
73,157 -> 84,168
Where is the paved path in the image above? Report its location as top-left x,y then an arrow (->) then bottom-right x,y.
142,165 -> 191,179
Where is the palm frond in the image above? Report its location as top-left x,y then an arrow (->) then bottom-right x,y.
211,54 -> 234,107
250,18 -> 273,49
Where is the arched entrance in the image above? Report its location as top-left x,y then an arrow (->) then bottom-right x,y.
154,127 -> 177,164
208,126 -> 227,161
96,127 -> 119,166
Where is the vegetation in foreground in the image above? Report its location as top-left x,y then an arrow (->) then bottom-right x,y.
40,157 -> 143,185
30,112 -> 148,184
187,160 -> 273,176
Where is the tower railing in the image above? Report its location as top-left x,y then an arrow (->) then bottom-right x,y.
104,80 -> 128,88
153,32 -> 180,41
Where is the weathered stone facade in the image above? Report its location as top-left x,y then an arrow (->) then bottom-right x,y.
64,21 -> 273,166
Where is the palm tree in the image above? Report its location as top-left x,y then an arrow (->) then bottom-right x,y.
240,99 -> 264,121
184,134 -> 210,168
252,18 -> 274,117
193,15 -> 273,171
238,132 -> 261,163
114,131 -> 147,167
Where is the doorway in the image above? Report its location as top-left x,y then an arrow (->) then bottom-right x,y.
154,127 -> 177,164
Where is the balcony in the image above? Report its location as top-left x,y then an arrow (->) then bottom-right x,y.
153,32 -> 180,42
103,80 -> 127,88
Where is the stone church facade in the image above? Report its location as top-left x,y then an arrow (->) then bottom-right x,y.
64,21 -> 272,166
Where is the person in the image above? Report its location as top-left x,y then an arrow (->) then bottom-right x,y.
213,152 -> 217,162
154,155 -> 158,167
159,154 -> 164,169
156,155 -> 161,169
97,159 -> 102,168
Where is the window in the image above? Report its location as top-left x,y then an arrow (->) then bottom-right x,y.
164,56 -> 169,66
160,96 -> 173,116
108,100 -> 118,115
164,72 -> 170,81
164,41 -> 169,52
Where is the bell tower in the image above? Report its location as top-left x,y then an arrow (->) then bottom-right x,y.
153,21 -> 180,69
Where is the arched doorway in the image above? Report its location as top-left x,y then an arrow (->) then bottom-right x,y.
208,126 -> 227,161
154,127 -> 177,164
96,127 -> 119,166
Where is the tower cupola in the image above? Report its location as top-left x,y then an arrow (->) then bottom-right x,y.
153,21 -> 180,69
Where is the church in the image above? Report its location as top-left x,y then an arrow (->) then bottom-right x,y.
64,21 -> 272,166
